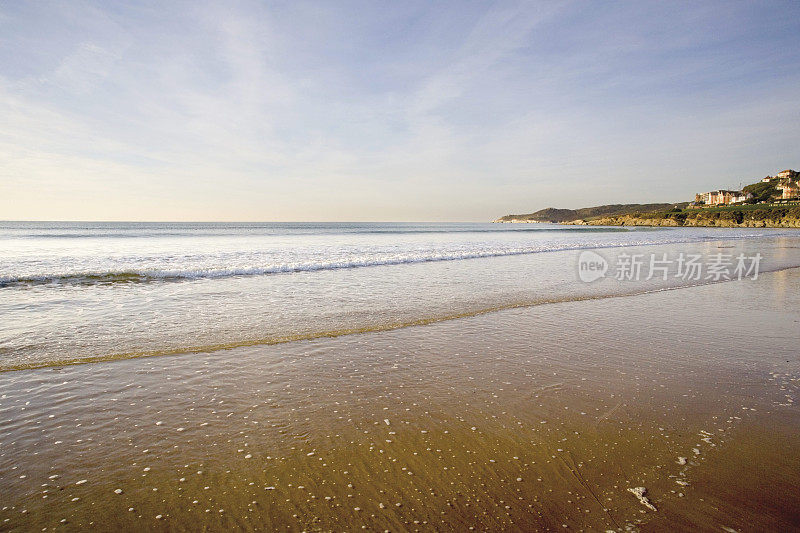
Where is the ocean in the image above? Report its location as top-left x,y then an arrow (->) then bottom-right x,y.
2,221 -> 800,371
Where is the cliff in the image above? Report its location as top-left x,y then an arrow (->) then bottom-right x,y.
564,206 -> 800,228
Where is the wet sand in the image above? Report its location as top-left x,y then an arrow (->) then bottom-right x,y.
1,269 -> 799,531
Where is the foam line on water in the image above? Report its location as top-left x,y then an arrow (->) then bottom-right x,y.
3,265 -> 796,373
0,233 -> 783,288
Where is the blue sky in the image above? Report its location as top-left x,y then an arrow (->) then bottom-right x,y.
1,1 -> 798,221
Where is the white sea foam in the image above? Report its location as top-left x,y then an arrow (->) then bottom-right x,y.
0,226 -> 789,288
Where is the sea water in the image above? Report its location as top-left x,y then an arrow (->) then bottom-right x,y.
2,221 -> 800,370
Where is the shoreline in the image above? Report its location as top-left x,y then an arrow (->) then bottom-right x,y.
1,267 -> 798,530
496,217 -> 800,228
495,206 -> 800,228
4,262 -> 800,374
563,215 -> 800,228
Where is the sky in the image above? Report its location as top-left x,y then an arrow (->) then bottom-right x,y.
1,1 -> 799,222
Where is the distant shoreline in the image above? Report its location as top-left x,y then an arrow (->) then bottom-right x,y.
495,203 -> 800,228
561,214 -> 800,228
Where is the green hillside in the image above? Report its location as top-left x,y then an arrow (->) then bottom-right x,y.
495,203 -> 687,223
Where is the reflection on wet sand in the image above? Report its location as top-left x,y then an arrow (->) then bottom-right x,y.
1,269 -> 798,531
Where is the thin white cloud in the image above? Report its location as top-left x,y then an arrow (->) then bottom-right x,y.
0,0 -> 798,220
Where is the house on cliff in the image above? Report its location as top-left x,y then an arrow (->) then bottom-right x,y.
777,180 -> 800,200
695,190 -> 751,206
761,170 -> 795,183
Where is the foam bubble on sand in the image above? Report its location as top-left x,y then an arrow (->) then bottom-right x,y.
627,487 -> 657,511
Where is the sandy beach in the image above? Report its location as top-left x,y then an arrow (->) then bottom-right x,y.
2,265 -> 798,531
3,2 -> 800,530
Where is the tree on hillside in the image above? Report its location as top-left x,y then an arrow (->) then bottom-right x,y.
743,181 -> 779,203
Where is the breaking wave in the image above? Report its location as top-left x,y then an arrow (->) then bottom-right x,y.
1,247 -> 586,287
1,231 -> 791,288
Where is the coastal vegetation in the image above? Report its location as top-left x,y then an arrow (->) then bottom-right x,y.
742,181 -> 780,203
494,203 -> 684,223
